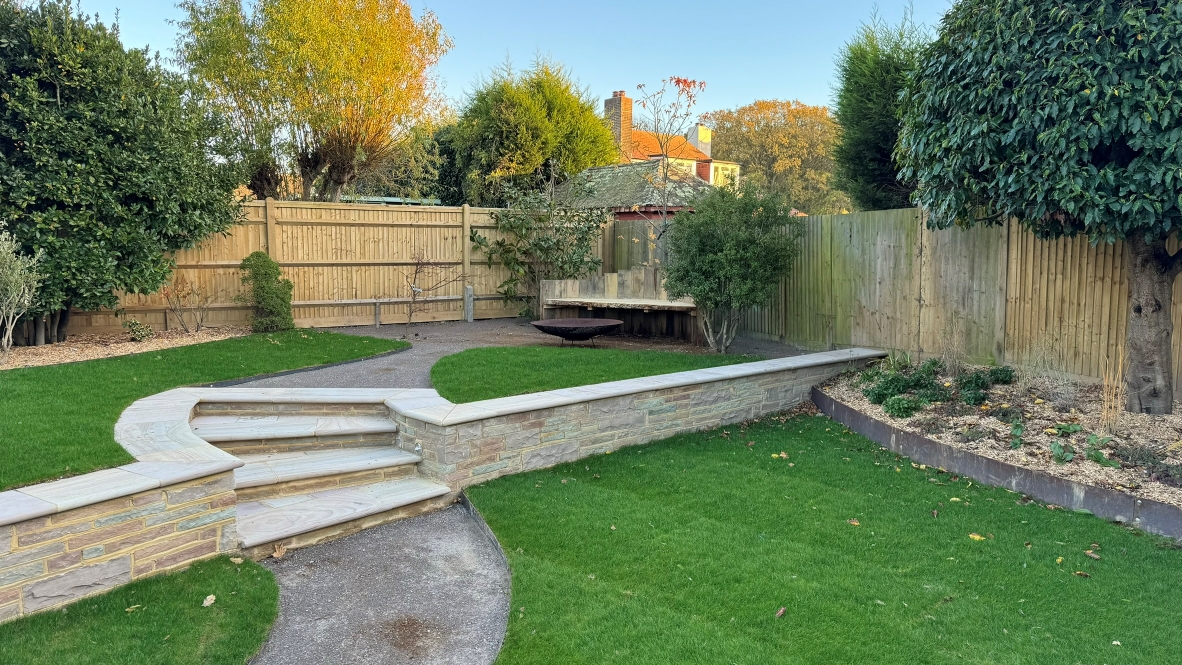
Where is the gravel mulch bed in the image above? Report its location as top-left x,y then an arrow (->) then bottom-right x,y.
0,326 -> 251,370
824,364 -> 1182,512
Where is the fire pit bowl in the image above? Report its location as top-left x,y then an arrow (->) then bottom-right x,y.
531,318 -> 623,343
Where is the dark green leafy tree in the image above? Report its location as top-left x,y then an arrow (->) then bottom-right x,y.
897,0 -> 1182,414
832,7 -> 927,210
440,60 -> 617,207
0,1 -> 242,344
350,124 -> 446,201
471,172 -> 611,318
664,181 -> 804,353
238,251 -> 293,332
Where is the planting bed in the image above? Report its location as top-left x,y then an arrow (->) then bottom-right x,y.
824,359 -> 1182,512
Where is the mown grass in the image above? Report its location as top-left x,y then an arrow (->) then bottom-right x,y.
469,413 -> 1182,665
429,345 -> 758,403
0,329 -> 406,490
0,556 -> 278,665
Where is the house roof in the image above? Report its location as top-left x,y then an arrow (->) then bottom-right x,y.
628,130 -> 711,162
556,160 -> 712,210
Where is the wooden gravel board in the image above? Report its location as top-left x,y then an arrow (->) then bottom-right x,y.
812,387 -> 1182,540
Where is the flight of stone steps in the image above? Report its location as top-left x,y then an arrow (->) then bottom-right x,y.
188,391 -> 451,555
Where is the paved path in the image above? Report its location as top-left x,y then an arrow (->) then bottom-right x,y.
251,505 -> 510,665
239,318 -> 799,389
244,320 -> 801,664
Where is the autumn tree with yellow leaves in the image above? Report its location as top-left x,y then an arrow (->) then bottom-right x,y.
702,101 -> 849,215
176,0 -> 451,201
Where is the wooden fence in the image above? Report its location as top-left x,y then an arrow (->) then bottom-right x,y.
67,199 -> 610,333
739,208 -> 1182,386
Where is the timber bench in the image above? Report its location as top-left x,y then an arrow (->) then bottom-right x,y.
540,267 -> 700,343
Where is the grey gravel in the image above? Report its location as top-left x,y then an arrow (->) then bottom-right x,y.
250,505 -> 511,665
239,318 -> 801,389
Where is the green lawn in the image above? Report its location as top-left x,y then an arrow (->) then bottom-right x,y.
0,329 -> 406,490
430,345 -> 758,403
469,413 -> 1182,665
0,556 -> 278,665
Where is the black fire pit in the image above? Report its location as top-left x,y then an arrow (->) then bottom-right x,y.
531,318 -> 623,344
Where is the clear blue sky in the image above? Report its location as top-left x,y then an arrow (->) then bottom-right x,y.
77,0 -> 952,113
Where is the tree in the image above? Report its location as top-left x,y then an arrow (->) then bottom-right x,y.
0,1 -> 242,345
833,7 -> 927,210
399,248 -> 464,333
441,61 -> 618,207
897,0 -> 1182,414
471,171 -> 612,318
350,124 -> 447,201
0,231 -> 41,362
176,0 -> 451,201
633,76 -> 707,240
702,100 -> 850,215
664,181 -> 804,353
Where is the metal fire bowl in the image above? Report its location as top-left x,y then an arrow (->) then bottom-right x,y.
531,318 -> 624,342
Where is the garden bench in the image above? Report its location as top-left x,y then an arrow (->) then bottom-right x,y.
540,267 -> 700,343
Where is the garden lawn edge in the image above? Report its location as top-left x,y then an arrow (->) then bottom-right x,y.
813,387 -> 1182,539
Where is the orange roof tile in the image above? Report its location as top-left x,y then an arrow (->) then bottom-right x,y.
628,130 -> 711,162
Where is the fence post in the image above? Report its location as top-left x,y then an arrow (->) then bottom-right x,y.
463,285 -> 475,323
264,197 -> 278,259
374,301 -> 381,328
461,204 -> 471,281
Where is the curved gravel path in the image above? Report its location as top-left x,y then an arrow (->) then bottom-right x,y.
250,505 -> 510,665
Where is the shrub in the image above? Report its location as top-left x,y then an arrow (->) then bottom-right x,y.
882,395 -> 925,419
957,370 -> 992,393
239,252 -> 294,333
914,385 -> 951,403
988,366 -> 1016,385
123,319 -> 154,342
0,231 -> 41,360
1050,440 -> 1075,464
961,389 -> 987,407
863,371 -> 911,404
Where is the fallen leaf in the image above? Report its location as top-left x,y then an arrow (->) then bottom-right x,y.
788,463 -> 795,467
847,519 -> 861,526
950,497 -> 962,502
1113,641 -> 1122,646
875,599 -> 886,606
125,605 -> 141,613
1085,550 -> 1101,560
1056,557 -> 1064,564
1024,542 -> 1032,549
1035,398 -> 1045,404
931,510 -> 939,518
775,607 -> 786,618
1074,571 -> 1091,578
561,479 -> 568,484
969,533 -> 986,541
230,557 -> 244,565
272,544 -> 287,559
610,525 -> 616,531
202,595 -> 216,607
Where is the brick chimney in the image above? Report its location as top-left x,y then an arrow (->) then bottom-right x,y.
604,90 -> 633,164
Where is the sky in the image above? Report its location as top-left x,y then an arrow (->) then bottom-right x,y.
77,0 -> 952,113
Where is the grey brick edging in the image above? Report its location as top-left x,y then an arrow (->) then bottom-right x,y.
812,387 -> 1182,540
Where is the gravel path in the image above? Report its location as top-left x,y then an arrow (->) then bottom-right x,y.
238,318 -> 801,389
250,505 -> 510,665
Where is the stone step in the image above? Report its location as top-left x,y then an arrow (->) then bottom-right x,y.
236,477 -> 451,549
233,447 -> 421,490
190,414 -> 397,444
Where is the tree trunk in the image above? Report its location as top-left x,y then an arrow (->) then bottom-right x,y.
32,315 -> 45,346
57,305 -> 71,343
48,311 -> 60,345
1125,235 -> 1181,414
14,320 -> 27,347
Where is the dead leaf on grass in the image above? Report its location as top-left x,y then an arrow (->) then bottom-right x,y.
847,519 -> 860,526
1085,550 -> 1101,560
202,595 -> 216,607
969,533 -> 986,541
775,607 -> 786,618
230,557 -> 244,565
1074,571 -> 1091,578
125,605 -> 141,613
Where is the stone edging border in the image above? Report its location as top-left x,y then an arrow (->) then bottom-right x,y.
812,387 -> 1182,540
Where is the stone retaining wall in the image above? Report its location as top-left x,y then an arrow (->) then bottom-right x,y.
396,356 -> 872,488
0,472 -> 237,622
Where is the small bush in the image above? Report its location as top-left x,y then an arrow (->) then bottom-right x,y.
914,385 -> 952,403
123,319 -> 154,342
957,370 -> 992,393
863,371 -> 910,404
961,388 -> 987,406
883,395 -> 925,418
239,252 -> 294,333
1050,440 -> 1075,464
988,366 -> 1016,385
